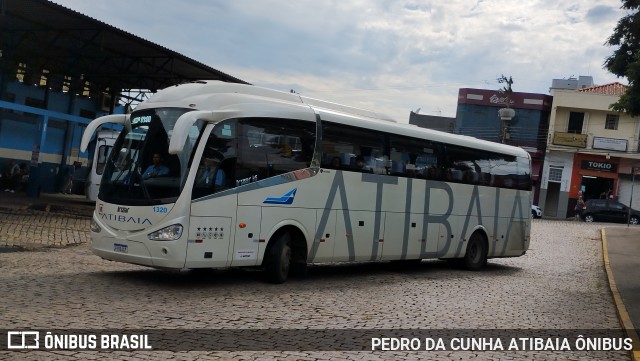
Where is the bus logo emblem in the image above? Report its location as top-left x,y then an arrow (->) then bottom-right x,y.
263,188 -> 297,205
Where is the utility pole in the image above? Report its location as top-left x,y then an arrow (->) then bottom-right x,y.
628,166 -> 636,228
497,75 -> 514,144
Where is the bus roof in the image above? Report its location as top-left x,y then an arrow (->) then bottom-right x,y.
140,81 -> 395,122
141,81 -> 529,159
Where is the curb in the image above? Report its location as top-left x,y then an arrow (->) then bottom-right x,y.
601,228 -> 640,361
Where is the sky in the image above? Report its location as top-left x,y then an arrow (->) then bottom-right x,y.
53,0 -> 628,122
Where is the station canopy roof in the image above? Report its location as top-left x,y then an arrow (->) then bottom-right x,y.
0,0 -> 249,102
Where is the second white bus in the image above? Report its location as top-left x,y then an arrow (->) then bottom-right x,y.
81,81 -> 531,283
84,129 -> 118,201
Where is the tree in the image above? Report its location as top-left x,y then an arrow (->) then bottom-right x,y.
497,74 -> 514,107
605,1 -> 640,115
497,74 -> 513,94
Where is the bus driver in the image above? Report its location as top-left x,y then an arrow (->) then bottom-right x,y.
142,153 -> 170,179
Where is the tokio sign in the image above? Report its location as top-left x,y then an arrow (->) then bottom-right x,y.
581,160 -> 617,172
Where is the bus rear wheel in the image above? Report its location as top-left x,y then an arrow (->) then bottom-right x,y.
463,232 -> 487,271
265,233 -> 291,284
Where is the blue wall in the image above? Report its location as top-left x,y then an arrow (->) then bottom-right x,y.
1,80 -> 124,194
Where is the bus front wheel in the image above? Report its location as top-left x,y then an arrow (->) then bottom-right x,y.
463,232 -> 487,271
265,233 -> 291,284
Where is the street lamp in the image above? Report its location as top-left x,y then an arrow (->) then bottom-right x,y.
498,107 -> 515,144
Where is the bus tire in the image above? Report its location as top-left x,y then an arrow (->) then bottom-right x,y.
463,232 -> 487,271
290,261 -> 308,278
265,233 -> 291,284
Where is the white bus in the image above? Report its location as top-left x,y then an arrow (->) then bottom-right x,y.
81,81 -> 531,283
84,129 -> 119,201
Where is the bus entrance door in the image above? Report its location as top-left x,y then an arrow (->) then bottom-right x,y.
232,205 -> 262,266
186,216 -> 232,268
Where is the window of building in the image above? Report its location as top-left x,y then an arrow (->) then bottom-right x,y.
567,112 -> 584,134
16,63 -> 26,82
62,75 -> 72,93
82,81 -> 91,97
39,69 -> 49,87
548,166 -> 563,183
605,114 -> 619,130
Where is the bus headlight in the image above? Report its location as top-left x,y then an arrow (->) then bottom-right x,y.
90,219 -> 102,233
148,224 -> 183,241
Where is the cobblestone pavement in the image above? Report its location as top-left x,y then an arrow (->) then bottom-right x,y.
0,208 -> 90,249
0,218 -> 632,360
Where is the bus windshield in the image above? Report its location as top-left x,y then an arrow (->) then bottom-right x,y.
99,108 -> 201,206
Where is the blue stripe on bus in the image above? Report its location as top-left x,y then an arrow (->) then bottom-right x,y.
263,188 -> 297,205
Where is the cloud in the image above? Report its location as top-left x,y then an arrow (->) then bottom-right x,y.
586,5 -> 618,24
52,0 -> 626,121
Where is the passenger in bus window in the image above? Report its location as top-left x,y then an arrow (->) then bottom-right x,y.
353,155 -> 372,173
198,157 -> 226,187
142,153 -> 170,179
330,156 -> 342,169
463,169 -> 478,184
425,166 -> 436,180
405,164 -> 417,178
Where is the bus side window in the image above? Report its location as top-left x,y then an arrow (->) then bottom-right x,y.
489,154 -> 519,189
322,122 -> 385,173
237,117 -> 315,182
389,135 -> 439,179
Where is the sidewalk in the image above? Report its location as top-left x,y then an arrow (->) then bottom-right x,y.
601,226 -> 640,360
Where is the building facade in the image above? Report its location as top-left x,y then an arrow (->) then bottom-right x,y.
455,88 -> 553,204
539,83 -> 640,218
1,0 -> 245,194
0,76 -> 122,193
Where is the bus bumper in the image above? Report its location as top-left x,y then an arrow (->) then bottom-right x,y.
91,236 -> 185,269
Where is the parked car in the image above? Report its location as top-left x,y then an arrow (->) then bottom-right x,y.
531,204 -> 542,218
581,199 -> 640,224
